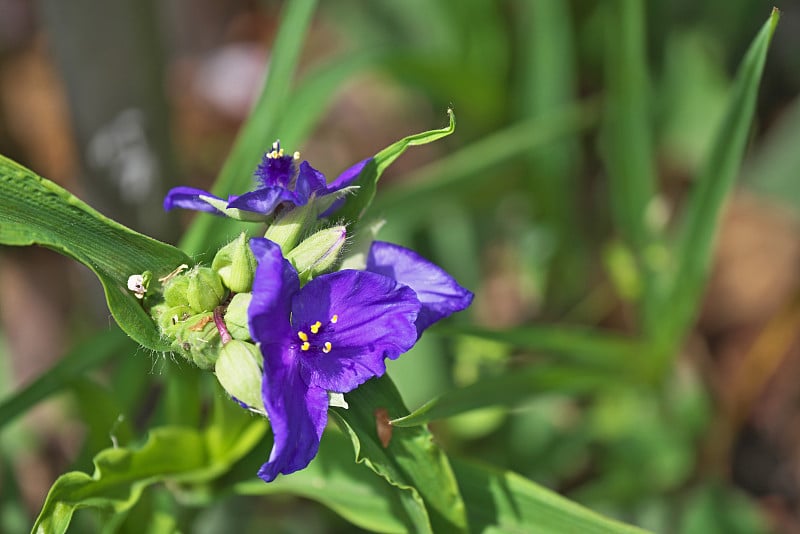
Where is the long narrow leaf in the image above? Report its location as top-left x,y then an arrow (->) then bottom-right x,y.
442,324 -> 645,374
661,8 -> 779,349
0,156 -> 191,351
391,365 -> 621,428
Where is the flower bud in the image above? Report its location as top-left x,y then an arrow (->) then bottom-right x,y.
163,275 -> 190,307
286,225 -> 346,280
170,312 -> 221,369
212,233 -> 256,293
187,267 -> 226,313
215,340 -> 265,414
155,304 -> 194,333
224,292 -> 253,341
263,202 -> 316,253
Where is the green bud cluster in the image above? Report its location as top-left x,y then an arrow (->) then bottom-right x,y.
148,224 -> 348,402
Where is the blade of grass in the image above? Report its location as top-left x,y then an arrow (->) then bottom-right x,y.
657,8 -> 780,355
391,364 -> 624,428
601,0 -> 664,337
602,0 -> 658,254
440,324 -> 646,376
0,328 -> 133,430
518,0 -> 586,310
179,0 -> 318,256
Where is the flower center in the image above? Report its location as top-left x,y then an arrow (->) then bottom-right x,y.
296,314 -> 339,354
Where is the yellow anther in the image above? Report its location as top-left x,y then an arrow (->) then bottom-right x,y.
293,151 -> 301,160
310,321 -> 322,334
322,342 -> 332,353
330,314 -> 338,324
298,331 -> 308,342
301,341 -> 310,351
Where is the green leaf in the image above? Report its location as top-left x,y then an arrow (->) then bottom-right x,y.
391,365 -> 621,428
442,325 -> 646,375
601,0 -> 661,335
32,427 -> 207,534
660,8 -> 780,350
0,328 -> 131,430
601,0 -> 658,250
335,109 -> 457,225
235,430 -> 416,534
0,156 -> 191,352
453,459 -> 650,533
331,374 -> 468,534
179,0 -> 318,256
32,390 -> 266,534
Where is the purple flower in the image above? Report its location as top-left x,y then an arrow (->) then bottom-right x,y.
366,241 -> 474,335
163,141 -> 369,220
247,237 -> 472,481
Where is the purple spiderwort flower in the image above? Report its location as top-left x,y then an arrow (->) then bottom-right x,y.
247,237 -> 472,482
163,141 -> 369,221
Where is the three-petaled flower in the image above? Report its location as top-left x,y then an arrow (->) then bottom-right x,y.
247,237 -> 472,481
163,141 -> 369,221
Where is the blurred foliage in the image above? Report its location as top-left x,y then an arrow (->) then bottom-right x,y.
0,0 -> 797,532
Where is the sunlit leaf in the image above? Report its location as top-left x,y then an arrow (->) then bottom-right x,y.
0,156 -> 191,351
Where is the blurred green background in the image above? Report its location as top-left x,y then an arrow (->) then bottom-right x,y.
1,0 -> 799,532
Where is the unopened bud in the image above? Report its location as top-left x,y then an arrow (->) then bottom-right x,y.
187,267 -> 226,313
263,202 -> 316,253
215,340 -> 265,414
170,312 -> 221,369
163,275 -> 190,307
286,225 -> 346,280
224,292 -> 252,341
212,233 -> 256,293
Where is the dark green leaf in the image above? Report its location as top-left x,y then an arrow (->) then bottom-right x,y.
331,374 -> 468,534
453,459 -> 650,533
0,156 -> 191,351
391,365 -> 621,428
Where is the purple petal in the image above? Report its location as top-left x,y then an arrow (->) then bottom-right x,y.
293,270 -> 420,393
326,157 -> 372,192
258,342 -> 329,482
367,241 -> 473,333
248,238 -> 299,344
163,186 -> 225,214
228,186 -> 303,215
295,161 -> 327,199
255,147 -> 296,188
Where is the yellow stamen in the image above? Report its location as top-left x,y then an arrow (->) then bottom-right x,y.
322,342 -> 332,353
330,314 -> 339,324
301,341 -> 310,351
310,321 -> 322,334
293,151 -> 300,160
298,331 -> 308,342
